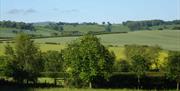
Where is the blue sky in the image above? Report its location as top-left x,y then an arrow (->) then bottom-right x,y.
0,0 -> 179,23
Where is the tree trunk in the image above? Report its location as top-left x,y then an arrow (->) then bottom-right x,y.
63,72 -> 67,87
137,76 -> 140,90
54,78 -> 57,85
89,82 -> 92,88
177,82 -> 179,91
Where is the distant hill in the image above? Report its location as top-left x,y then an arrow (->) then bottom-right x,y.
33,21 -> 56,26
0,20 -> 180,38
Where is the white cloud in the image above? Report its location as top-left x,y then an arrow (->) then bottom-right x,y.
7,9 -> 37,15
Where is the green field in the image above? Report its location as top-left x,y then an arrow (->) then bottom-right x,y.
34,30 -> 180,51
0,24 -> 130,37
0,26 -> 179,91
0,43 -> 125,60
0,30 -> 179,59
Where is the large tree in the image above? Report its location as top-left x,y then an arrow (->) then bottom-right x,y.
166,51 -> 180,91
131,55 -> 149,89
113,60 -> 130,72
63,34 -> 115,88
125,45 -> 161,71
43,51 -> 64,81
4,33 -> 43,83
42,51 -> 64,85
0,56 -> 6,76
105,22 -> 112,32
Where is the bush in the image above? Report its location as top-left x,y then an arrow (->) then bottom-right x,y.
45,42 -> 59,45
113,60 -> 130,72
158,28 -> 163,30
40,72 -> 65,78
107,45 -> 114,47
172,26 -> 180,30
92,73 -> 177,89
51,33 -> 58,36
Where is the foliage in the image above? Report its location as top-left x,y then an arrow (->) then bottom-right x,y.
4,33 -> 43,83
131,55 -> 149,77
105,22 -> 112,32
63,34 -> 115,87
0,56 -> 6,76
125,45 -> 161,71
47,23 -> 64,32
43,51 -> 64,78
166,51 -> 180,91
0,20 -> 35,31
172,26 -> 180,30
123,20 -> 180,30
0,20 -> 179,38
113,60 -> 130,72
131,55 -> 149,89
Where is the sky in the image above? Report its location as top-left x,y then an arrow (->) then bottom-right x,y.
0,0 -> 180,23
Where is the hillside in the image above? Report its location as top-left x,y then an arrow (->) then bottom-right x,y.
33,30 -> 180,51
0,30 -> 178,60
1,20 -> 180,38
0,24 -> 130,38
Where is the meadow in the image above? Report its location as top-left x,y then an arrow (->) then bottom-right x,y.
0,30 -> 179,60
34,30 -> 180,51
0,29 -> 179,91
0,24 -> 130,37
0,43 -> 125,60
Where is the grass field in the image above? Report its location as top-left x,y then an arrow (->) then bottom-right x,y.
0,30 -> 178,91
34,30 -> 180,51
0,43 -> 125,60
0,30 -> 179,60
0,24 -> 130,37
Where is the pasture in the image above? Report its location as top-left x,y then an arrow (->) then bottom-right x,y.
0,30 -> 179,60
0,30 -> 178,91
34,30 -> 180,51
0,43 -> 125,60
0,24 -> 130,37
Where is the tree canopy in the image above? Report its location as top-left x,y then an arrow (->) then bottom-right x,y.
43,51 -> 64,78
125,45 -> 161,71
63,34 -> 115,87
4,33 -> 43,83
0,20 -> 35,31
166,51 -> 180,91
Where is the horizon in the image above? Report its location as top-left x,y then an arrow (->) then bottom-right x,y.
0,0 -> 180,23
0,19 -> 179,24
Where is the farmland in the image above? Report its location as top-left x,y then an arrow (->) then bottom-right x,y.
0,30 -> 179,59
0,24 -> 130,37
1,0 -> 180,90
0,21 -> 180,90
33,30 -> 180,51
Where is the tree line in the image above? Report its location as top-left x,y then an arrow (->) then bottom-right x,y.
122,20 -> 180,30
1,20 -> 180,33
0,21 -> 35,31
0,33 -> 179,90
46,21 -> 111,32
